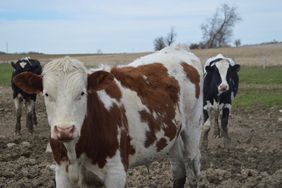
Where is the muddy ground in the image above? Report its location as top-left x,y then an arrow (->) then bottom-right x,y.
1,85 -> 282,188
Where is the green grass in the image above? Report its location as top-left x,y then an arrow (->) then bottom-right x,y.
1,63 -> 282,108
239,66 -> 282,85
0,63 -> 12,86
233,66 -> 282,108
233,90 -> 282,109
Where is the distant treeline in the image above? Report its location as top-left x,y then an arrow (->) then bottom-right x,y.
190,40 -> 282,49
261,40 -> 281,45
0,51 -> 45,55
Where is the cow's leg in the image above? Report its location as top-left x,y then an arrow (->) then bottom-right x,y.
212,108 -> 220,138
104,159 -> 126,188
80,166 -> 104,188
181,128 -> 201,188
55,163 -> 73,188
14,95 -> 23,134
221,107 -> 231,148
181,117 -> 201,188
202,108 -> 211,150
169,138 -> 186,188
32,104 -> 38,126
25,100 -> 34,133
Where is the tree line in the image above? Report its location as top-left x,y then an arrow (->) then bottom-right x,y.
154,3 -> 241,50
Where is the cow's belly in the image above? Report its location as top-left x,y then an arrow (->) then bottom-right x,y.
125,107 -> 183,167
128,135 -> 178,167
118,76 -> 184,167
129,142 -> 174,168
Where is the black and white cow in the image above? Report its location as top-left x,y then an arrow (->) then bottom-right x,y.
202,54 -> 240,149
11,57 -> 42,134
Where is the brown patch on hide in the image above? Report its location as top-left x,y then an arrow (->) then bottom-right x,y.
75,89 -> 128,169
87,71 -> 114,91
105,81 -> 122,101
49,138 -> 68,164
111,63 -> 180,149
181,63 -> 200,98
156,138 -> 167,152
119,129 -> 136,170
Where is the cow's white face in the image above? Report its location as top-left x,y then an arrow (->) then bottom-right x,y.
43,70 -> 88,141
12,57 -> 114,142
215,60 -> 230,94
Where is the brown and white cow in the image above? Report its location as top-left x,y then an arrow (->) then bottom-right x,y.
13,46 -> 203,188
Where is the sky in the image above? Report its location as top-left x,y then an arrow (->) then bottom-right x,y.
0,0 -> 282,54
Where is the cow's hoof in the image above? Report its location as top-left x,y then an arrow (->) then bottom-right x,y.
189,180 -> 198,188
213,129 -> 221,138
172,177 -> 186,188
201,141 -> 208,151
223,137 -> 231,150
27,126 -> 34,134
14,130 -> 21,136
28,130 -> 34,136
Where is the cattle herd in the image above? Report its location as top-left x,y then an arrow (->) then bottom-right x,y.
9,45 -> 241,188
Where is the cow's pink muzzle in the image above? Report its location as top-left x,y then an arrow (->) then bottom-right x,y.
52,125 -> 75,141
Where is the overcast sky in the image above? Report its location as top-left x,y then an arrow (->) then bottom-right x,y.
0,0 -> 281,54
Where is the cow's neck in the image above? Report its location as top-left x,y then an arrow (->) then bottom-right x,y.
75,91 -> 120,167
64,139 -> 78,163
62,139 -> 80,184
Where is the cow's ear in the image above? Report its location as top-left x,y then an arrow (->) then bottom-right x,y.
232,64 -> 240,72
205,65 -> 214,72
13,72 -> 43,94
11,62 -> 17,70
87,71 -> 114,92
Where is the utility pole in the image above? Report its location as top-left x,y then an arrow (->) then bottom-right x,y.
6,42 -> 8,53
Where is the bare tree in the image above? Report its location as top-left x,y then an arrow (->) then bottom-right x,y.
154,37 -> 166,51
165,27 -> 177,46
96,49 -> 103,54
234,39 -> 241,47
154,28 -> 177,51
201,4 -> 241,48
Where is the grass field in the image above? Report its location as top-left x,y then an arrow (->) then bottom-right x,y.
0,63 -> 12,86
1,61 -> 281,108
232,66 -> 282,108
239,67 -> 282,85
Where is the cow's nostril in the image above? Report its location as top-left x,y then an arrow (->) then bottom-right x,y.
219,85 -> 227,90
67,125 -> 75,133
71,125 -> 75,133
52,125 -> 75,141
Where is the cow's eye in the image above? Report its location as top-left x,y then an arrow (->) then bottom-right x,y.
45,93 -> 49,97
75,91 -> 85,101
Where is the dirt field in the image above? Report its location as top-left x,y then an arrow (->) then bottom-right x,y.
1,45 -> 282,187
1,87 -> 282,187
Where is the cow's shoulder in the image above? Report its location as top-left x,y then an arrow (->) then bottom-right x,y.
111,63 -> 181,149
75,90 -> 127,168
111,63 -> 180,109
